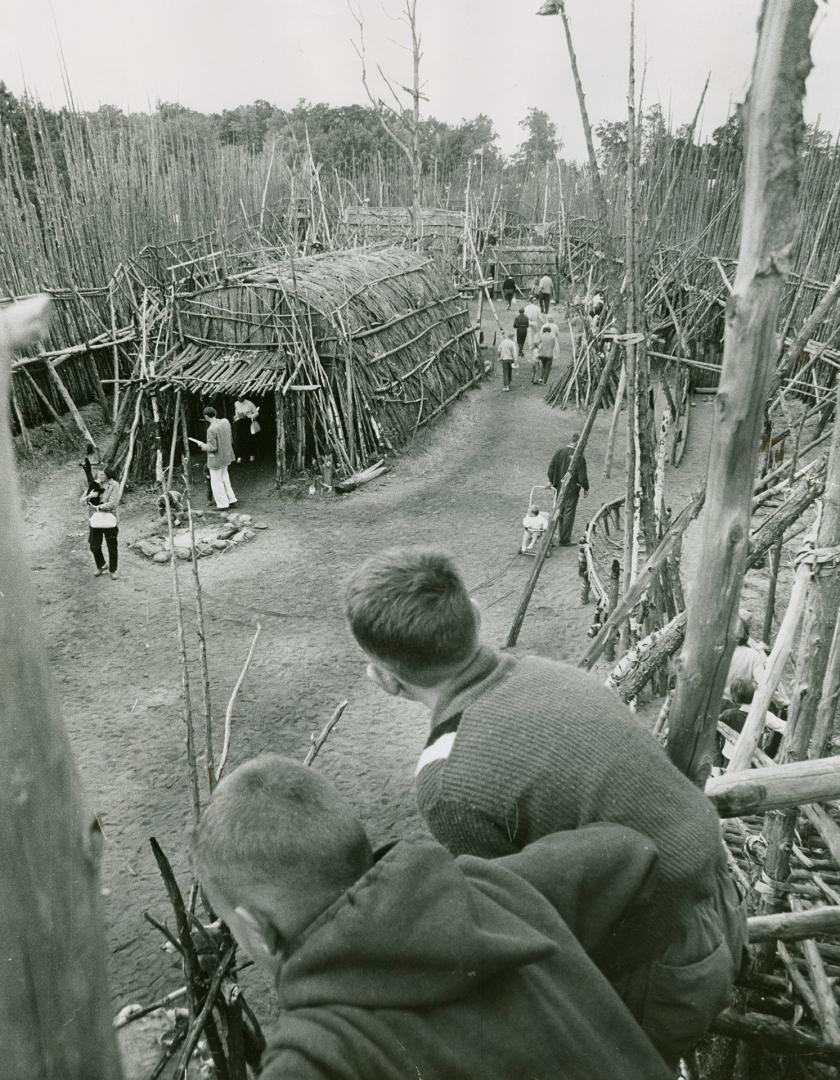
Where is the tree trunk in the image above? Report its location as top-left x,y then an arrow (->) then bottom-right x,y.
668,0 -> 817,786
0,298 -> 123,1079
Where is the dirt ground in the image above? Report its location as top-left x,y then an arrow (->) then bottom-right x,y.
23,306 -> 729,1015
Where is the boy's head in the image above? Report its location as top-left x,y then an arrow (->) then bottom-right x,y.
730,678 -> 755,706
203,406 -> 217,419
345,548 -> 480,695
192,754 -> 372,971
527,505 -> 539,516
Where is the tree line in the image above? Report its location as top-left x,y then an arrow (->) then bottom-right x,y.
0,83 -> 565,185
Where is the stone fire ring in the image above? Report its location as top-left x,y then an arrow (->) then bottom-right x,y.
130,511 -> 269,564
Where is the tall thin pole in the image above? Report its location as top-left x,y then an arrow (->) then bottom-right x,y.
668,0 -> 817,786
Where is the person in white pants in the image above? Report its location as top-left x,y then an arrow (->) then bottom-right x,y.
195,406 -> 237,509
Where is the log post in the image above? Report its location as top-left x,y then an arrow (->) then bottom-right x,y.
762,537 -> 784,643
605,558 -> 621,662
761,386 -> 840,911
17,364 -> 74,442
109,279 -> 120,424
726,554 -> 810,772
816,611 -> 840,757
274,388 -> 286,487
578,539 -> 590,604
506,345 -> 618,647
705,754 -> 840,818
45,357 -> 97,449
667,0 -> 817,786
0,298 -> 123,1079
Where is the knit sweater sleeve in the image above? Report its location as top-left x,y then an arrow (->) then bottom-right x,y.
424,796 -> 519,858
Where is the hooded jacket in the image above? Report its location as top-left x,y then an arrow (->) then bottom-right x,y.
260,826 -> 671,1079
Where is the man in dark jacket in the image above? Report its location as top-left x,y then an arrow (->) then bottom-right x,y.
346,549 -> 747,1068
512,307 -> 529,357
193,754 -> 672,1080
548,431 -> 589,544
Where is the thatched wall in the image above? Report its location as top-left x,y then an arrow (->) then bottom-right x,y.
489,244 -> 560,297
159,247 -> 481,475
338,206 -> 465,267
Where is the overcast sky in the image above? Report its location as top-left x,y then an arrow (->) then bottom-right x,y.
2,0 -> 838,159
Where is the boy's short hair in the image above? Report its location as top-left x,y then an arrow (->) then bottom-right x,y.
192,754 -> 371,907
203,406 -> 217,418
345,548 -> 478,686
730,678 -> 755,706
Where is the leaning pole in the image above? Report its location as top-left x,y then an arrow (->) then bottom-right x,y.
0,299 -> 124,1079
667,0 -> 817,786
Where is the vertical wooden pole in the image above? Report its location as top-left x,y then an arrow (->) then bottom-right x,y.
605,558 -> 621,662
623,1 -> 639,595
295,392 -> 305,472
762,536 -> 784,643
274,388 -> 286,487
0,297 -> 124,1079
506,346 -> 618,647
10,380 -> 32,454
109,279 -> 120,424
668,0 -> 817,786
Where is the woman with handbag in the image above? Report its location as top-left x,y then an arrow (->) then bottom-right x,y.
81,465 -> 121,579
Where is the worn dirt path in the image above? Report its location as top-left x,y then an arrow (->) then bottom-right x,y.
23,317 -> 715,1011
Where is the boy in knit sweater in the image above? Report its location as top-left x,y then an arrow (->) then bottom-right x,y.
345,548 -> 746,1068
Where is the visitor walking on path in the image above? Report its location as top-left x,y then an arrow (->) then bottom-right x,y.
81,465 -> 121,579
512,308 -> 529,358
501,274 -> 517,309
536,323 -> 557,385
345,549 -> 747,1070
538,273 -> 553,313
548,432 -> 589,544
524,296 -> 541,350
192,406 -> 237,510
498,332 -> 517,391
193,754 -> 673,1080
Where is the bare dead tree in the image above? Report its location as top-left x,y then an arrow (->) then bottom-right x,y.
667,0 -> 818,786
349,0 -> 425,246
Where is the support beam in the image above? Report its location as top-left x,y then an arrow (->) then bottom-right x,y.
45,358 -> 97,449
506,344 -> 618,647
668,0 -> 817,786
748,904 -> 840,943
705,754 -> 840,818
